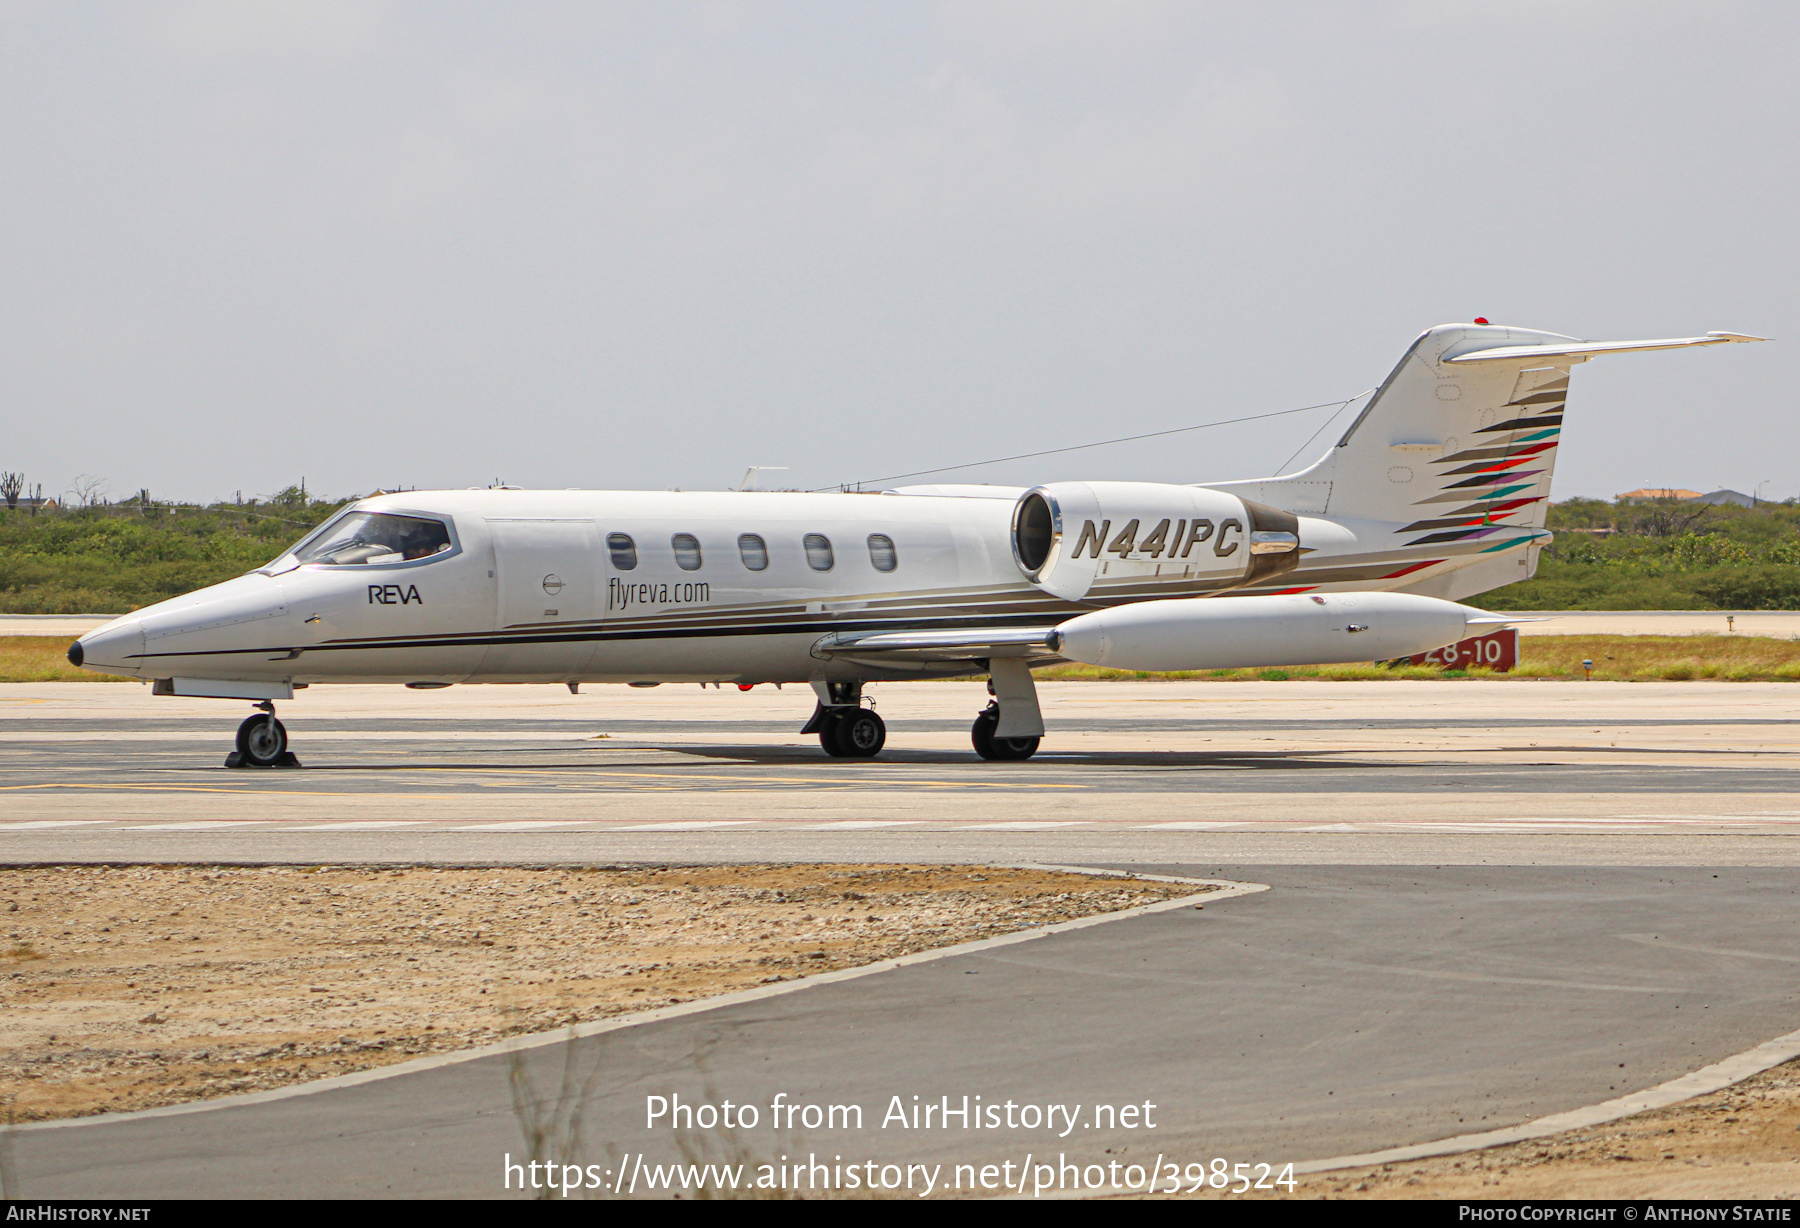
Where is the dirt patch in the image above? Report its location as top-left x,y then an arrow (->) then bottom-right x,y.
1265,1059 -> 1800,1199
0,863 -> 1200,1122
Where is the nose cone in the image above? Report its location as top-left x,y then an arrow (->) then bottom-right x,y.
74,616 -> 148,676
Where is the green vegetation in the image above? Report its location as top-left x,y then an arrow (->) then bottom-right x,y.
8,631 -> 1800,684
1032,634 -> 1800,683
0,487 -> 348,614
1484,496 -> 1800,610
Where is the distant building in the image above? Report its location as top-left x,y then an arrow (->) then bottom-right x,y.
1617,488 -> 1703,503
1691,489 -> 1756,508
1614,487 -> 1759,507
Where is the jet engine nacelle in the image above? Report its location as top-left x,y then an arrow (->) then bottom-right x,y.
1051,591 -> 1491,672
1012,482 -> 1299,602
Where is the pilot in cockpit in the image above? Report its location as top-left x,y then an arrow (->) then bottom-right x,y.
399,521 -> 451,560
290,512 -> 453,567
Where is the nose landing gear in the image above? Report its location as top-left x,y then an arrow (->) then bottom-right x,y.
226,701 -> 301,769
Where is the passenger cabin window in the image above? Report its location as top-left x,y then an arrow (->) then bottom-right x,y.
867,533 -> 897,572
738,533 -> 769,571
672,533 -> 703,571
607,532 -> 638,571
293,513 -> 451,566
804,533 -> 834,571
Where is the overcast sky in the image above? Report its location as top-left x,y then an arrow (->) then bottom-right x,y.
2,1 -> 1794,506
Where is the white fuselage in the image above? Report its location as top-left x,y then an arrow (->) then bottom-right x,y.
78,489 -> 1048,686
70,483 -> 1519,689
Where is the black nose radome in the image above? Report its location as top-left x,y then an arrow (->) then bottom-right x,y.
66,641 -> 84,667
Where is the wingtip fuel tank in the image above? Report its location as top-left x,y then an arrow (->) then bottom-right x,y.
1051,592 -> 1501,673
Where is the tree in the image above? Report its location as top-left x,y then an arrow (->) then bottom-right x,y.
66,474 -> 108,510
0,473 -> 21,510
1627,498 -> 1711,539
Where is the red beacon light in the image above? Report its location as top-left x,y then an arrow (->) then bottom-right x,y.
1473,317 -> 1490,325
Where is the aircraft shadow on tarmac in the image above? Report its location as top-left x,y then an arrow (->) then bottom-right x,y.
272,745 -> 1399,772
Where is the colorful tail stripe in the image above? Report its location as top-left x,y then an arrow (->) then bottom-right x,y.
1400,379 -> 1566,548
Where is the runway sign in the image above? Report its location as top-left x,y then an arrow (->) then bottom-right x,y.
1409,627 -> 1518,672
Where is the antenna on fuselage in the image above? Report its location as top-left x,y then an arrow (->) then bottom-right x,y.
738,467 -> 789,492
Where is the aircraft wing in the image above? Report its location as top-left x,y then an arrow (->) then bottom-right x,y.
812,626 -> 1065,664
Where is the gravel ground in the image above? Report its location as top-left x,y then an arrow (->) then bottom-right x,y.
1288,1058 -> 1800,1200
0,863 -> 1194,1122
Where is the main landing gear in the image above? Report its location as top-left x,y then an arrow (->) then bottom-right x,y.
970,658 -> 1044,761
800,662 -> 1047,761
823,706 -> 887,758
226,701 -> 301,769
801,681 -> 886,759
971,703 -> 1039,761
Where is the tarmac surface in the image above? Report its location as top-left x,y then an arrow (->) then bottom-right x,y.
3,679 -> 1799,863
5,678 -> 1799,1198
1507,611 -> 1800,637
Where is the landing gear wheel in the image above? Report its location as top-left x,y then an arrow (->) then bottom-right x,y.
835,709 -> 886,758
971,706 -> 1039,761
233,713 -> 291,768
819,709 -> 851,757
820,708 -> 886,758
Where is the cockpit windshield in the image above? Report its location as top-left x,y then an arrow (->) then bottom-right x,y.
286,512 -> 454,567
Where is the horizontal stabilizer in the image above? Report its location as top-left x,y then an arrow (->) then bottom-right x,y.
1446,332 -> 1767,365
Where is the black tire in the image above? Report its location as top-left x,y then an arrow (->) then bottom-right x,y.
235,714 -> 288,767
836,709 -> 886,758
971,708 -> 1039,761
819,710 -> 851,757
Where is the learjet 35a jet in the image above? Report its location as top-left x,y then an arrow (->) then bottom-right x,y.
70,322 -> 1764,766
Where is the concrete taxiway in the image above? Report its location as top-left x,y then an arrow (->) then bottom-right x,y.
12,864 -> 1800,1198
1505,610 -> 1800,637
3,679 -> 1798,864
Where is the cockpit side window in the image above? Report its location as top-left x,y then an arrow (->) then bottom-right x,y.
292,513 -> 453,567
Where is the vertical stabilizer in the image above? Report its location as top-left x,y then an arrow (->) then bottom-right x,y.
1209,323 -> 1586,537
1203,322 -> 1762,601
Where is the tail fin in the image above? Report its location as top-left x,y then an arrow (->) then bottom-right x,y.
1203,323 -> 1763,600
1211,323 -> 1762,530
